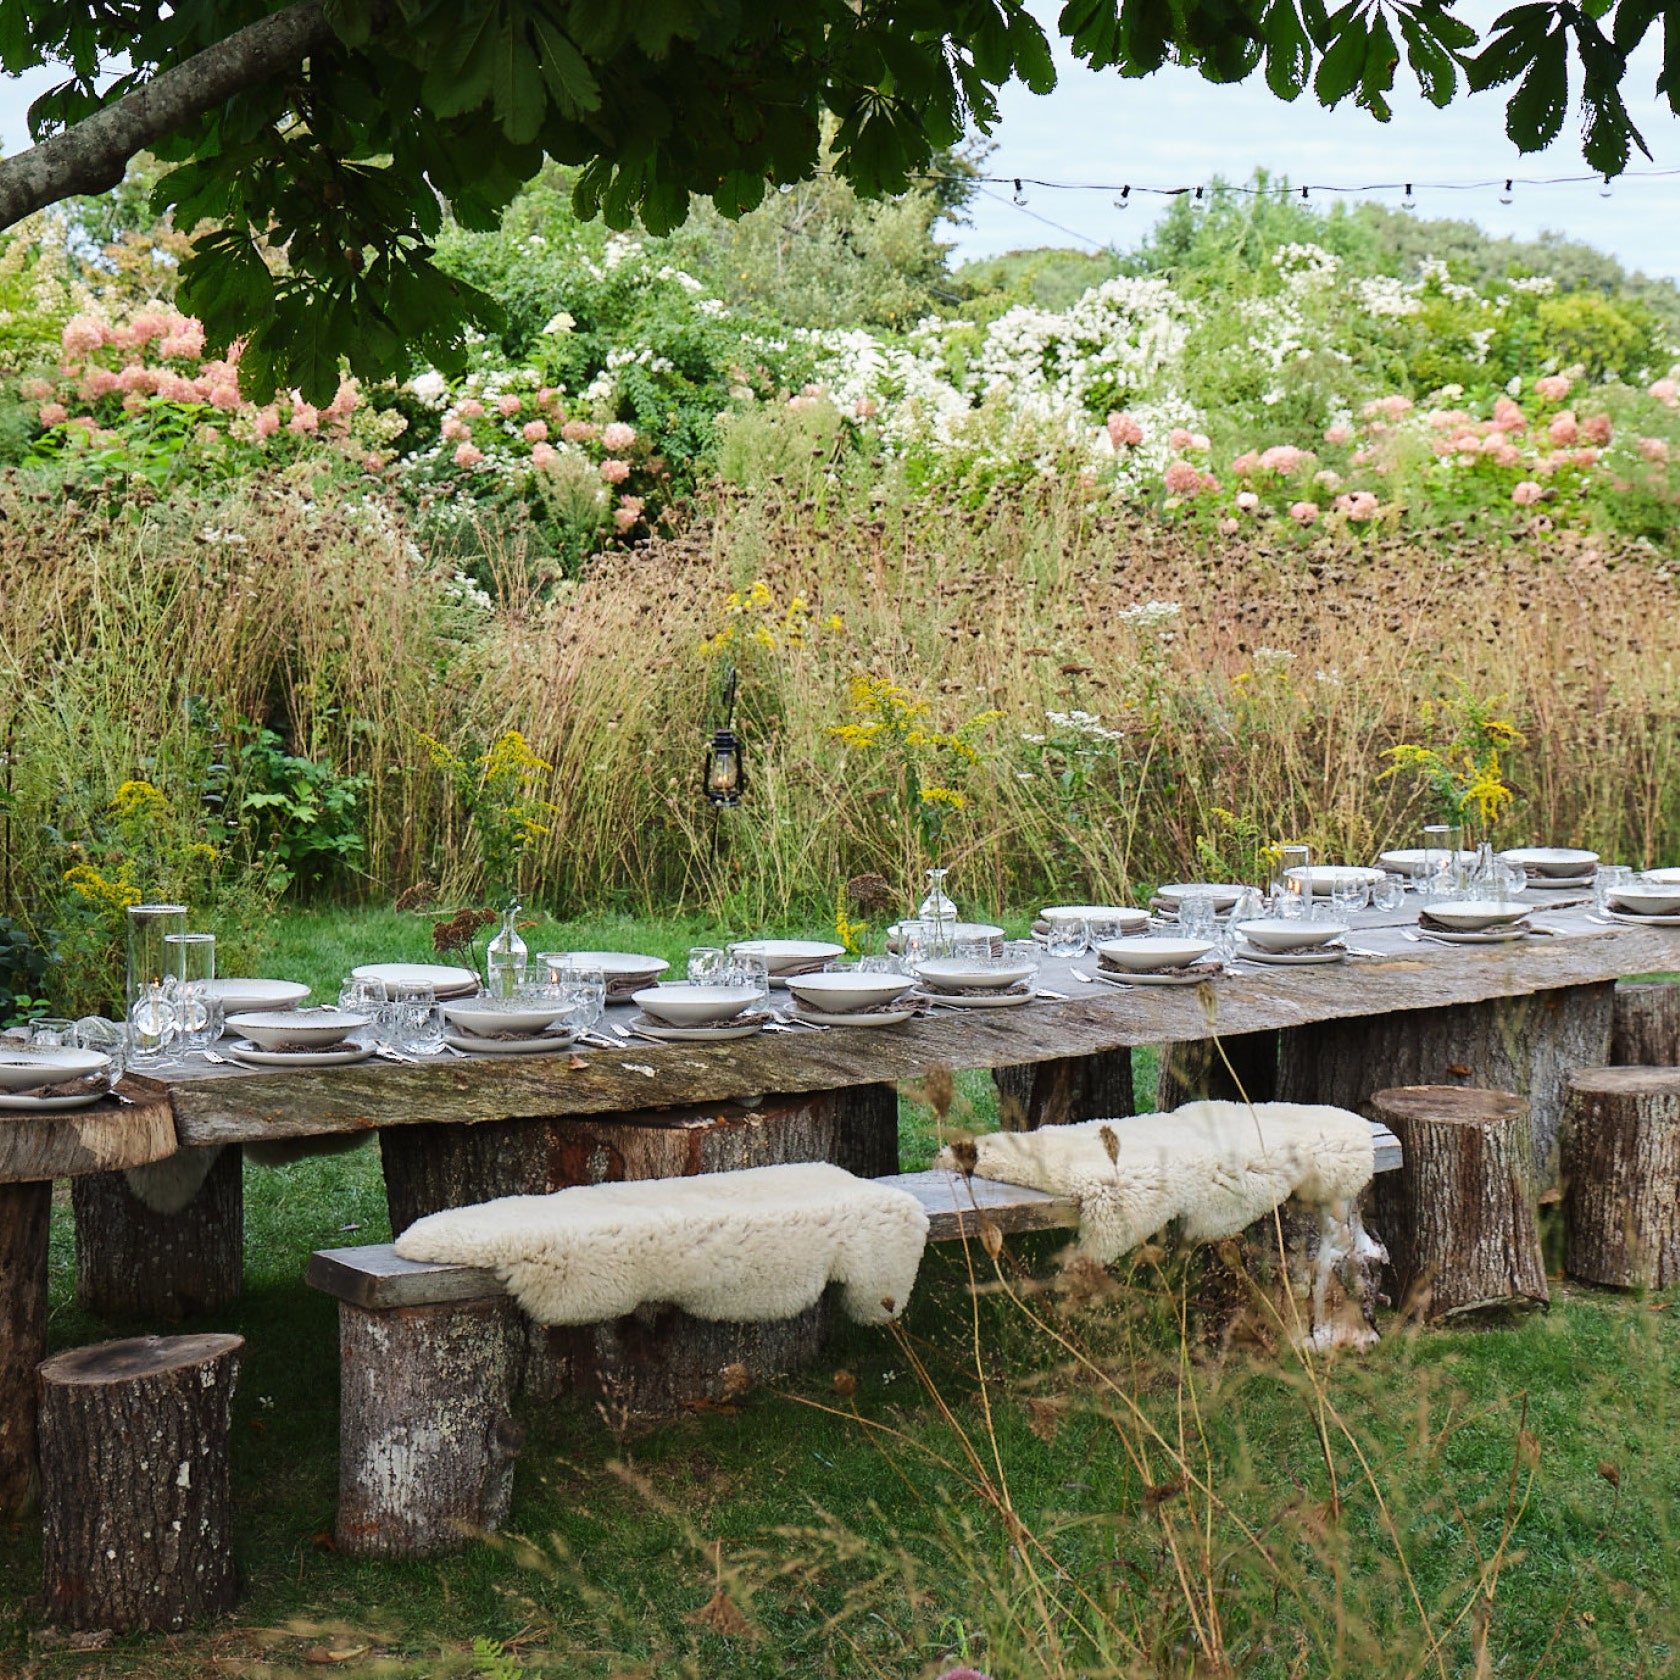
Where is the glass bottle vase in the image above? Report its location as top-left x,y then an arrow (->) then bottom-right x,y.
485,902 -> 528,998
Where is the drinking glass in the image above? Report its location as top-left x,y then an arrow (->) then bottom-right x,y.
1330,881 -> 1364,920
687,946 -> 727,982
126,904 -> 186,1060
166,931 -> 220,1049
822,958 -> 860,973
1045,917 -> 1088,960
27,1017 -> 79,1049
1370,873 -> 1406,913
1229,887 -> 1266,927
725,952 -> 771,1007
1494,860 -> 1527,903
954,937 -> 992,961
897,920 -> 934,968
1179,892 -> 1219,941
1272,844 -> 1311,897
1595,864 -> 1634,913
1270,883 -> 1304,921
340,975 -> 388,1014
559,963 -> 606,1029
857,955 -> 899,974
394,982 -> 443,1054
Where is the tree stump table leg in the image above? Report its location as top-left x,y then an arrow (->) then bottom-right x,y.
993,1049 -> 1134,1131
72,1145 -> 243,1320
1612,983 -> 1680,1066
1560,1067 -> 1680,1289
1157,1030 -> 1279,1111
335,1298 -> 525,1558
0,1180 -> 51,1517
1368,1086 -> 1549,1320
1278,982 -> 1614,1181
38,1334 -> 243,1631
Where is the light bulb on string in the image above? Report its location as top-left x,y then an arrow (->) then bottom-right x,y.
1300,185 -> 1309,200
1600,175 -> 1614,198
1192,184 -> 1205,211
1114,185 -> 1131,210
1401,182 -> 1416,211
1499,178 -> 1514,205
1011,177 -> 1027,206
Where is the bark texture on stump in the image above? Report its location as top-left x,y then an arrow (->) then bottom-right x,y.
1156,1030 -> 1279,1112
1611,983 -> 1680,1067
0,1180 -> 51,1517
1278,982 -> 1613,1178
38,1334 -> 242,1631
993,1050 -> 1134,1131
336,1297 -> 524,1558
1560,1066 -> 1680,1289
1368,1086 -> 1548,1320
72,1144 -> 243,1319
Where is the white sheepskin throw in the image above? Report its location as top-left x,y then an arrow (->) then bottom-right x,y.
938,1100 -> 1375,1264
393,1161 -> 929,1327
124,1145 -> 224,1215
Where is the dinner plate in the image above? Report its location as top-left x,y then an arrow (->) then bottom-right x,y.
1237,945 -> 1347,966
1286,865 -> 1386,893
203,978 -> 311,1014
887,921 -> 1006,944
351,962 -> 479,997
1377,849 -> 1478,878
0,1088 -> 106,1111
227,1041 -> 375,1068
443,1030 -> 577,1055
1091,965 -> 1221,987
913,988 -> 1035,1009
726,939 -> 846,972
790,1005 -> 918,1028
1604,909 -> 1680,928
1154,883 -> 1245,911
629,1016 -> 767,1042
1416,927 -> 1530,945
1499,846 -> 1599,878
554,951 -> 671,980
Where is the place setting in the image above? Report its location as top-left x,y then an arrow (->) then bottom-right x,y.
909,946 -> 1042,1009
0,1032 -> 127,1112
784,964 -> 923,1028
1595,873 -> 1680,928
1081,935 -> 1225,987
1228,917 -> 1352,967
626,977 -> 774,1042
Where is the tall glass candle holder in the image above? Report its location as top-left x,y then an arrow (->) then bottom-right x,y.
126,903 -> 186,1059
166,930 -> 219,1050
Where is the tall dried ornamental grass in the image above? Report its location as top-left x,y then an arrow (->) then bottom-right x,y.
2,464 -> 1678,928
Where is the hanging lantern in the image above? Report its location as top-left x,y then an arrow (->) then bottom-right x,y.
702,667 -> 747,807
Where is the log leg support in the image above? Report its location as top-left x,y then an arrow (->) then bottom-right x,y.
993,1048 -> 1134,1131
1157,1030 -> 1279,1111
39,1334 -> 243,1632
0,1180 -> 51,1517
335,1297 -> 525,1559
73,1145 -> 244,1320
1612,984 -> 1680,1067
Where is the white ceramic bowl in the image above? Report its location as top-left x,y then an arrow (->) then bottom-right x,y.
1042,904 -> 1150,933
887,920 -> 1005,945
726,939 -> 847,972
784,971 -> 914,1013
0,1047 -> 111,1092
1642,868 -> 1680,886
225,1008 -> 370,1050
912,957 -> 1037,993
1378,849 -> 1477,878
1422,900 -> 1531,931
1096,936 -> 1216,972
1286,865 -> 1386,893
1154,883 -> 1244,911
1234,919 -> 1349,953
351,962 -> 479,996
1498,847 -> 1599,878
1608,885 -> 1680,917
558,951 -> 671,981
202,978 -> 311,1014
441,999 -> 575,1037
631,983 -> 760,1026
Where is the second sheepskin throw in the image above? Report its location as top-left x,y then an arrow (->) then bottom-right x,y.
393,1161 -> 929,1327
940,1100 -> 1375,1263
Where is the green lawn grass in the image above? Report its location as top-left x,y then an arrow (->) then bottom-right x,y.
2,909 -> 1675,1677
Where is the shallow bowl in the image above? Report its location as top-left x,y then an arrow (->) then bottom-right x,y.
225,1008 -> 370,1050
1378,849 -> 1478,878
1234,919 -> 1349,953
726,939 -> 847,973
202,978 -> 310,1015
1286,865 -> 1386,893
1498,846 -> 1600,878
630,983 -> 761,1026
1096,936 -> 1216,972
1422,900 -> 1531,932
783,972 -> 914,1013
0,1047 -> 110,1092
1041,904 -> 1150,934
912,957 -> 1037,993
556,951 -> 671,981
1154,883 -> 1244,912
1608,886 -> 1680,917
1641,868 -> 1680,886
441,999 -> 575,1037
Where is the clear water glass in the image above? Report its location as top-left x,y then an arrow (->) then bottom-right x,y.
1045,917 -> 1087,960
558,962 -> 606,1028
1370,873 -> 1406,913
1595,864 -> 1633,913
27,1017 -> 79,1049
1179,892 -> 1219,940
954,937 -> 991,960
1270,884 -> 1304,921
857,955 -> 899,974
897,920 -> 934,967
1330,882 -> 1364,920
393,983 -> 443,1053
725,953 -> 771,1006
688,946 -> 727,981
1272,844 -> 1310,896
126,904 -> 186,1058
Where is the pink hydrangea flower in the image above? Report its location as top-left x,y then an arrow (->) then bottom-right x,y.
1493,396 -> 1526,432
83,368 -> 118,398
1548,413 -> 1578,447
1106,410 -> 1143,449
1191,431 -> 1211,451
1335,490 -> 1380,522
618,494 -> 645,517
612,507 -> 639,532
1650,377 -> 1679,407
530,442 -> 556,469
1257,444 -> 1306,474
1582,413 -> 1613,444
561,419 -> 597,443
1511,481 -> 1544,506
38,402 -> 68,427
1289,500 -> 1319,525
20,377 -> 53,400
253,408 -> 281,439
1229,451 -> 1258,476
1535,374 -> 1572,402
456,398 -> 485,419
1637,436 -> 1670,463
208,383 -> 241,410
1163,459 -> 1201,494
496,394 -> 521,416
599,457 -> 631,484
442,417 -> 470,441
453,442 -> 485,468
1573,447 -> 1600,467
602,420 -> 637,451
1235,490 -> 1259,512
288,403 -> 319,434
855,397 -> 878,419
1314,469 -> 1342,489
1361,395 -> 1413,421
1168,427 -> 1196,450
522,419 -> 549,443
60,315 -> 106,357
536,386 -> 556,406
1323,423 -> 1353,446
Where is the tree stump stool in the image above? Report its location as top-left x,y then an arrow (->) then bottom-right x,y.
1156,1029 -> 1278,1111
993,1049 -> 1134,1130
73,1145 -> 243,1320
336,1295 -> 525,1558
38,1334 -> 243,1632
1368,1087 -> 1549,1320
1560,1067 -> 1680,1289
1611,984 -> 1680,1067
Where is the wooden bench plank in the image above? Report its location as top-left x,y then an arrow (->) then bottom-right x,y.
307,1246 -> 503,1310
877,1169 -> 1079,1242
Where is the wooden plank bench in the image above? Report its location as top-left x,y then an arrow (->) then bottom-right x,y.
308,1129 -> 1399,1560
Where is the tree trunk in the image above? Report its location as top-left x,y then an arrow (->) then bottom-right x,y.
993,1050 -> 1134,1131
38,1334 -> 243,1632
1560,1066 -> 1680,1289
380,1089 -> 895,1408
0,1180 -> 51,1518
1156,1030 -> 1279,1111
72,1145 -> 243,1320
335,1297 -> 525,1559
1368,1086 -> 1549,1320
1278,982 -> 1613,1182
1611,983 -> 1680,1067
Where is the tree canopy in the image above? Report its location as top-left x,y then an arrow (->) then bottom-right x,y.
1,0 -> 1675,400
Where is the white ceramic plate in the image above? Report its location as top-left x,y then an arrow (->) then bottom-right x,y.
887,921 -> 1005,944
790,1005 -> 917,1028
630,1016 -> 767,1042
1041,904 -> 1150,932
1154,883 -> 1245,911
915,988 -> 1034,1009
1238,946 -> 1347,966
1377,849 -> 1478,878
726,939 -> 846,972
1234,919 -> 1348,953
1417,927 -> 1530,945
1499,847 -> 1599,877
1092,965 -> 1221,987
1419,900 -> 1531,932
1522,875 -> 1594,889
913,958 -> 1038,993
203,978 -> 311,1014
1641,868 -> 1680,886
0,1088 -> 106,1111
553,951 -> 671,981
632,983 -> 761,1026
1286,865 -> 1386,892
225,1008 -> 370,1051
1095,936 -> 1216,972
784,972 -> 914,1012
227,1041 -> 374,1068
1604,908 -> 1680,927
0,1047 -> 111,1092
1609,888 -> 1680,916
443,1030 -> 576,1055
352,962 -> 480,997
441,1000 -> 574,1036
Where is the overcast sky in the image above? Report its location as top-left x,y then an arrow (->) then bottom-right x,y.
3,5 -> 1676,279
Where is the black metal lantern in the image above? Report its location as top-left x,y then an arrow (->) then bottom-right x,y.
702,667 -> 747,808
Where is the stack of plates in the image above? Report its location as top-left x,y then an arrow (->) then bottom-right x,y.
1602,882 -> 1680,926
1415,901 -> 1532,944
224,1008 -> 374,1067
785,971 -> 917,1027
1233,920 -> 1349,966
727,940 -> 847,984
203,978 -> 311,1017
0,1047 -> 115,1111
1498,847 -> 1600,889
351,962 -> 479,999
440,997 -> 577,1055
